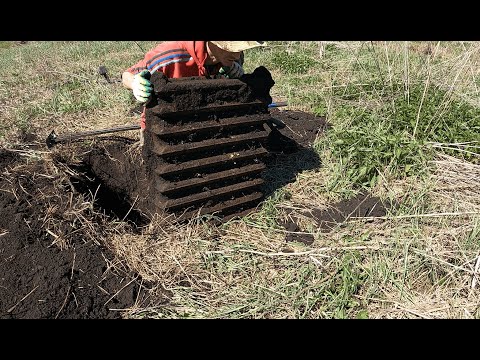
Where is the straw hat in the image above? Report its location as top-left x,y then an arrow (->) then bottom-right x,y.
209,41 -> 266,52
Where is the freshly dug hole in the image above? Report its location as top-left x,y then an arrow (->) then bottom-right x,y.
0,147 -> 149,319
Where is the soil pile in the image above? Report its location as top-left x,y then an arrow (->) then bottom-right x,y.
0,148 -> 146,318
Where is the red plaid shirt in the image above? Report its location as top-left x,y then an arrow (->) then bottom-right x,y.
126,41 -> 222,128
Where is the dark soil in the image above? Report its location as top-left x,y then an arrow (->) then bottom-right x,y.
0,147 -> 149,318
261,108 -> 327,197
282,192 -> 392,246
267,108 -> 329,148
309,191 -> 390,231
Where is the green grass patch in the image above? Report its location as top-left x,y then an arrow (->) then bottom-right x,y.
0,41 -> 14,50
269,50 -> 319,75
320,81 -> 480,190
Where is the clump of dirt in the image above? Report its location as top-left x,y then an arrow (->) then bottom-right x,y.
282,219 -> 315,246
268,108 -> 329,148
147,66 -> 274,112
309,192 -> 390,231
281,192 -> 395,246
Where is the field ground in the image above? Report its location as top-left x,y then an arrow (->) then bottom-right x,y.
0,41 -> 479,318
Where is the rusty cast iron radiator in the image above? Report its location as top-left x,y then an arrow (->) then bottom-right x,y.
142,67 -> 275,221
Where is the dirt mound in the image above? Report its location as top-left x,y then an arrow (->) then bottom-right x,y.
282,192 -> 393,246
1,239 -> 140,319
268,108 -> 328,148
0,147 -> 147,319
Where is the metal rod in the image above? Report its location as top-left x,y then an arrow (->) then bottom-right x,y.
46,124 -> 140,148
55,124 -> 140,141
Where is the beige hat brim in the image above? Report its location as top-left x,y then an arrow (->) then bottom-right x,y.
210,41 -> 266,52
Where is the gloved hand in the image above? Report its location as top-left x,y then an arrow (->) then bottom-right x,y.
219,61 -> 244,79
132,69 -> 153,103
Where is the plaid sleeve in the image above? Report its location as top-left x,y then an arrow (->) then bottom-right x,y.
125,58 -> 148,75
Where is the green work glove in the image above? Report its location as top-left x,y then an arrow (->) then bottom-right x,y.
219,61 -> 244,79
132,69 -> 153,103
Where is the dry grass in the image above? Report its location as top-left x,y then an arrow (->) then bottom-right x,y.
0,145 -> 114,250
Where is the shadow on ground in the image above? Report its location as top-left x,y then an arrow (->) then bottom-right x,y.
261,108 -> 327,197
262,109 -> 396,247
